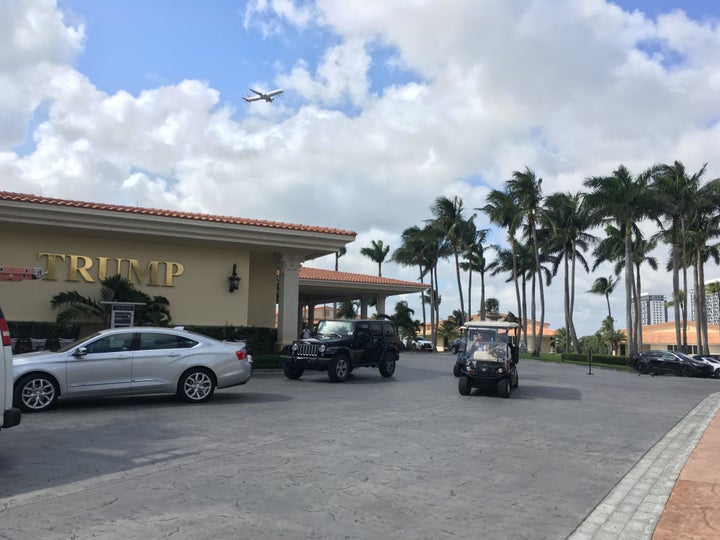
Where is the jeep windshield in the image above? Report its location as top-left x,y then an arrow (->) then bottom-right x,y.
315,321 -> 354,338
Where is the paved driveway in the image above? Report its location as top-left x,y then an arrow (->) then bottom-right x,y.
1,353 -> 718,539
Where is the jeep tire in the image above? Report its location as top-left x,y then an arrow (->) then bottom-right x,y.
378,351 -> 396,377
283,360 -> 305,380
328,355 -> 351,382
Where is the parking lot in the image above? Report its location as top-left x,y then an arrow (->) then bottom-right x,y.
1,353 -> 719,539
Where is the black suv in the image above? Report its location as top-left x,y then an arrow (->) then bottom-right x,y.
283,319 -> 400,382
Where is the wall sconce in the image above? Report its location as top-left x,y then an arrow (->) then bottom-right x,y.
228,263 -> 240,293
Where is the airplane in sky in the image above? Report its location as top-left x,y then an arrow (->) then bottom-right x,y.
243,88 -> 284,103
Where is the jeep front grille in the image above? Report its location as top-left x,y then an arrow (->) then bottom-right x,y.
296,343 -> 320,357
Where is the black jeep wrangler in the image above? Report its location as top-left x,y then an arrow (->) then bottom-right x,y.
282,319 -> 400,382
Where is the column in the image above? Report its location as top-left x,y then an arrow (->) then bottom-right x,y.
277,253 -> 303,349
375,295 -> 386,317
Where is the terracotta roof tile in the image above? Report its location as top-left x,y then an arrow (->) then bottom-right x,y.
0,191 -> 356,237
300,267 -> 424,287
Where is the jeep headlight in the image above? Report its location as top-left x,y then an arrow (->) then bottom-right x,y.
291,342 -> 299,352
319,344 -> 326,353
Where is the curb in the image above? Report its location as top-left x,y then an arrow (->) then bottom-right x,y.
568,391 -> 720,539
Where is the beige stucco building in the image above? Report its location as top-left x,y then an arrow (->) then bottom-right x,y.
0,192 -> 426,348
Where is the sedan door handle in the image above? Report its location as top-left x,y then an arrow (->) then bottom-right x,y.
167,353 -> 181,357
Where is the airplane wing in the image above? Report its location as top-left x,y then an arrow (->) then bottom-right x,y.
243,95 -> 262,102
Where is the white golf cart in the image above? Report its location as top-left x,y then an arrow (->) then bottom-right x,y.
454,320 -> 520,398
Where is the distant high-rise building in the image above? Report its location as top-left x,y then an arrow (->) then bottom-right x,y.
632,294 -> 667,326
696,278 -> 720,325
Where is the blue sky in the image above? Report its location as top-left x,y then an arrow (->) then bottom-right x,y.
4,1 -> 720,335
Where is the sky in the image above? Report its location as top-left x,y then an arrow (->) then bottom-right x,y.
2,0 -> 720,338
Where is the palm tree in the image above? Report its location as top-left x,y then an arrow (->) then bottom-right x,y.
584,165 -> 656,356
336,300 -> 359,319
460,227 -> 489,322
51,274 -> 171,328
651,161 -> 704,352
507,167 -> 545,356
430,195 -> 474,324
588,276 -> 619,320
541,192 -> 593,352
332,246 -> 347,317
392,226 -> 430,332
334,247 -> 346,271
481,188 -> 523,333
685,178 -> 720,353
360,240 -> 390,277
390,301 -> 420,340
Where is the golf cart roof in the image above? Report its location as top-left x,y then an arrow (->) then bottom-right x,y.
462,320 -> 520,330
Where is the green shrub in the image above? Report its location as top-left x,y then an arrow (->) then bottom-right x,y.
251,354 -> 284,369
561,352 -> 629,367
185,325 -> 277,355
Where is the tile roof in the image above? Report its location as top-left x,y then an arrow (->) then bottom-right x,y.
300,267 -> 424,287
0,191 -> 356,237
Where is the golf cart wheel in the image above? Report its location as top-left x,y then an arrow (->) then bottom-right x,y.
458,376 -> 472,395
497,378 -> 511,398
453,362 -> 463,377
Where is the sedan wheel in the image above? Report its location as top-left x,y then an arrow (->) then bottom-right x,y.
715,369 -> 720,379
178,368 -> 215,402
16,374 -> 59,412
636,361 -> 650,374
680,364 -> 694,377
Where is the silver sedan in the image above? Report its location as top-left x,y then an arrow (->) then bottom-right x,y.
13,327 -> 253,412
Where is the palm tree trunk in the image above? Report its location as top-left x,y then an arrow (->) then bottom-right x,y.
480,270 -> 486,322
693,261 -> 703,355
511,237 -> 522,332
672,242 -> 682,351
419,265 -> 427,334
466,267 -> 473,321
531,224 -> 545,356
563,252 -> 571,353
624,226 -> 636,355
698,250 -> 709,355
454,252 -> 465,323
635,262 -> 643,351
569,241 -> 579,352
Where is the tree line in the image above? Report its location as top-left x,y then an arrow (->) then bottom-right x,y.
358,161 -> 720,357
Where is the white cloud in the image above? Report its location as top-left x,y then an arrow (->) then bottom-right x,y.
2,0 -> 720,337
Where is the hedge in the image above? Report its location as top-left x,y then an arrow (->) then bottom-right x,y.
184,325 -> 277,356
560,352 -> 630,367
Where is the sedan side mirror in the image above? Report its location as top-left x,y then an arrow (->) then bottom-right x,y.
74,346 -> 88,357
